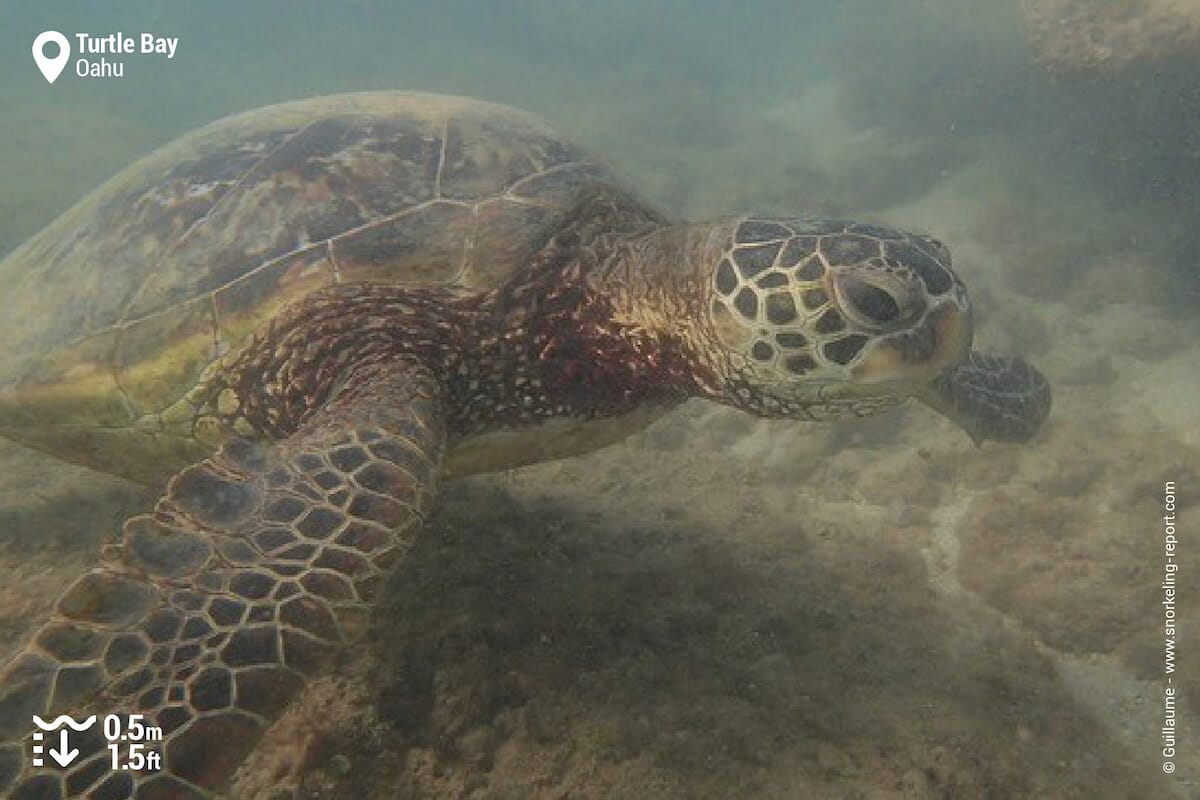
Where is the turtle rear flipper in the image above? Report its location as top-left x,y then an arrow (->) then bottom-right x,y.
916,352 -> 1052,445
0,363 -> 444,799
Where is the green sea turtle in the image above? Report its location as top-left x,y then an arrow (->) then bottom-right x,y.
0,91 -> 1049,799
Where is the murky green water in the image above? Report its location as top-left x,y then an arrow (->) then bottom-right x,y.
0,2 -> 1196,798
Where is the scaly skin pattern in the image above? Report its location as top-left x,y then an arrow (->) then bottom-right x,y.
177,191 -> 695,448
0,363 -> 444,799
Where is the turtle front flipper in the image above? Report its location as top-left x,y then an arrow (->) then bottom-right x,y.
0,363 -> 444,799
916,351 -> 1052,445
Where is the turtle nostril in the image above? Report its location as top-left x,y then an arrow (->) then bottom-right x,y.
839,276 -> 901,324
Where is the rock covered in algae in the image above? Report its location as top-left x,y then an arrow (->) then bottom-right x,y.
1020,0 -> 1200,73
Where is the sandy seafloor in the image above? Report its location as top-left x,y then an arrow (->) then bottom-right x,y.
2,5 -> 1199,797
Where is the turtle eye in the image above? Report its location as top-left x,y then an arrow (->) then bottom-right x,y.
838,276 -> 900,324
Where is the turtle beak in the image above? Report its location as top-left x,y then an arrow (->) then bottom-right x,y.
851,298 -> 973,388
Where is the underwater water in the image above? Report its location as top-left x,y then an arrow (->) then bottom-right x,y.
0,1 -> 1197,797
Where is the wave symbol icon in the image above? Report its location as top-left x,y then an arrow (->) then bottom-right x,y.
31,715 -> 96,731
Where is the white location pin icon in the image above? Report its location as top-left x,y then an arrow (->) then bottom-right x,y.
32,31 -> 71,84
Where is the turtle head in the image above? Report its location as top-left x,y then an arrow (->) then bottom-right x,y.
699,217 -> 972,418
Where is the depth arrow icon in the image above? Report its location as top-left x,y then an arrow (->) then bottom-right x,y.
48,728 -> 78,767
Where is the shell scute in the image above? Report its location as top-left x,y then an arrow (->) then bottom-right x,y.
212,245 -> 334,350
117,296 -> 216,417
461,199 -> 560,289
332,201 -> 473,286
438,115 -> 586,201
